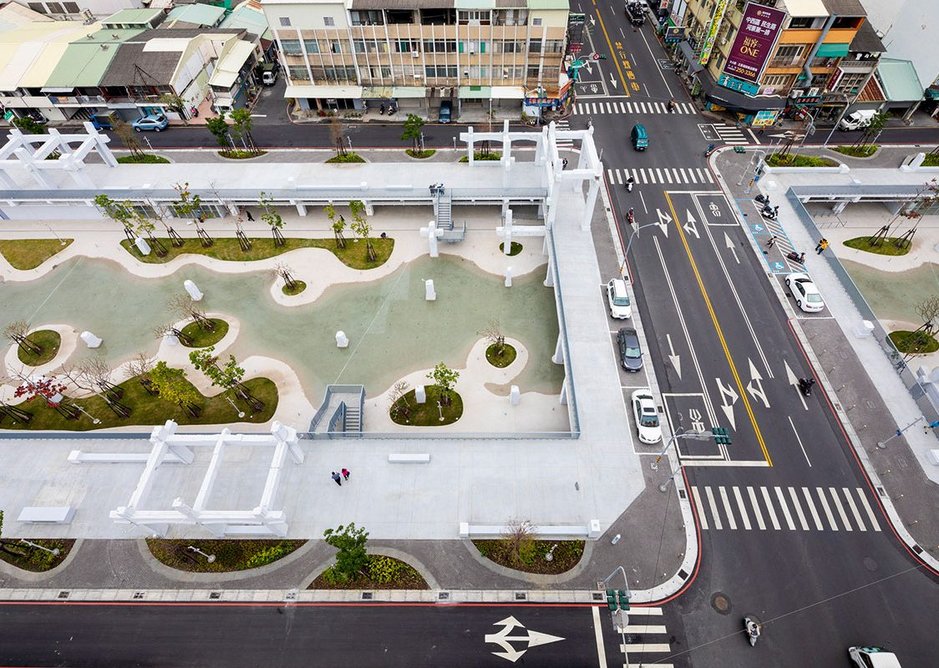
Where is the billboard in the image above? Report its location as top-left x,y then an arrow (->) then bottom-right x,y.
698,0 -> 731,65
723,2 -> 786,83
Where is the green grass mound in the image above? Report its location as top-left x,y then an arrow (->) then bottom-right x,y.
406,149 -> 436,159
460,151 -> 502,162
766,153 -> 838,168
486,343 -> 517,368
312,555 -> 428,589
0,376 -> 278,431
326,152 -> 366,163
843,237 -> 911,256
474,539 -> 584,575
121,237 -> 393,271
889,330 -> 939,354
16,329 -> 61,366
390,384 -> 463,426
0,539 -> 74,572
282,280 -> 307,296
499,241 -> 523,256
832,145 -> 876,158
0,239 -> 73,270
117,154 -> 170,164
180,318 -> 229,348
147,539 -> 305,572
220,149 -> 267,160
922,154 -> 939,167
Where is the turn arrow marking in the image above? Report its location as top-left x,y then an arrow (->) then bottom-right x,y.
684,210 -> 700,239
746,358 -> 770,408
655,208 -> 671,237
609,72 -> 618,89
715,377 -> 738,431
784,360 -> 808,410
485,616 -> 565,663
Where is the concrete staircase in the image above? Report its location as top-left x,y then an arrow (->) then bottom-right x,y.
308,384 -> 365,438
434,190 -> 465,242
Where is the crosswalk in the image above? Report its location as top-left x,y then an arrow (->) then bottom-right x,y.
714,123 -> 749,145
574,100 -> 697,116
616,606 -> 676,667
691,485 -> 882,532
606,166 -> 714,186
554,119 -> 573,149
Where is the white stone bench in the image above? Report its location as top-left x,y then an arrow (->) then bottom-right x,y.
388,453 -> 431,464
68,450 -> 186,464
459,520 -> 601,539
17,506 -> 75,524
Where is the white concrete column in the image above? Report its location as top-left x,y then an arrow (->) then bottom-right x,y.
582,177 -> 599,231
502,208 -> 513,255
167,443 -> 195,464
294,202 -> 307,216
171,498 -> 198,519
501,119 -> 512,165
226,202 -> 239,215
552,334 -> 564,365
545,195 -> 557,229
832,200 -> 848,214
364,200 -> 374,216
559,378 -> 568,405
544,259 -> 554,287
467,126 -> 475,166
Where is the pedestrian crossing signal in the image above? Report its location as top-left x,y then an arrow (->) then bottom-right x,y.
711,427 -> 731,445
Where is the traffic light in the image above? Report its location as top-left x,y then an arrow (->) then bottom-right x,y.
712,427 -> 732,445
605,589 -> 630,611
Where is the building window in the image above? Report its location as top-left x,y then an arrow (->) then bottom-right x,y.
288,66 -> 309,80
387,9 -> 415,24
350,10 -> 383,25
762,74 -> 792,88
458,10 -> 490,25
527,65 -> 540,78
396,40 -> 418,53
788,17 -> 814,29
532,17 -> 542,26
279,17 -> 291,27
529,39 -> 542,53
423,39 -> 456,53
304,39 -> 320,53
545,40 -> 564,53
46,2 -> 64,12
64,2 -> 79,12
280,39 -> 302,55
770,45 -> 804,67
324,16 -> 335,27
835,71 -> 867,94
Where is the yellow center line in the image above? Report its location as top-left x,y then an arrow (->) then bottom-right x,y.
591,0 -> 630,97
664,191 -> 773,467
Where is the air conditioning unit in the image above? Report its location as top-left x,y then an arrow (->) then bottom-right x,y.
414,73 -> 423,78
412,51 -> 419,58
807,87 -> 820,97
790,89 -> 804,98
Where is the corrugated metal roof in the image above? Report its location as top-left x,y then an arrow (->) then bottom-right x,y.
220,3 -> 271,41
45,28 -> 145,87
0,18 -> 101,91
850,21 -> 885,54
350,0 -> 453,7
102,8 -> 165,26
209,40 -> 255,89
781,0 -> 828,18
165,4 -> 227,28
876,58 -> 924,103
820,0 -> 864,16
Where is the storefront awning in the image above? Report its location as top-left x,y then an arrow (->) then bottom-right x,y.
284,85 -> 363,99
392,86 -> 427,98
459,86 -> 492,99
816,43 -> 849,59
699,71 -> 786,111
491,86 -> 524,99
362,86 -> 393,99
678,41 -> 704,73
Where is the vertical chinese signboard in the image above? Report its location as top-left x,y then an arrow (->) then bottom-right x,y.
722,2 -> 786,83
698,0 -> 731,66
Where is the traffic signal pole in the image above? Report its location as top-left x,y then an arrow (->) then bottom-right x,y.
658,428 -> 732,492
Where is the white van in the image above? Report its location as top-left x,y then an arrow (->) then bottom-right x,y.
838,109 -> 877,131
606,278 -> 632,319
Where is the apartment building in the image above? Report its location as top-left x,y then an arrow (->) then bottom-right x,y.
260,0 -> 570,118
675,0 -> 870,126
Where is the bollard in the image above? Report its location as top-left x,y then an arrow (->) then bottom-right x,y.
425,279 -> 436,301
415,385 -> 427,404
335,331 -> 349,348
80,331 -> 102,348
184,279 -> 203,301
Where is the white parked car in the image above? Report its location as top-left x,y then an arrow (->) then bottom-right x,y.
630,388 -> 661,444
606,278 -> 632,319
848,646 -> 902,668
785,272 -> 824,313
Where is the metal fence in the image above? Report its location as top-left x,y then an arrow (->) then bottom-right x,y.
786,190 -> 939,430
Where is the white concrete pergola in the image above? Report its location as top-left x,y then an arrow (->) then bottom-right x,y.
85,420 -> 304,537
0,122 -> 117,189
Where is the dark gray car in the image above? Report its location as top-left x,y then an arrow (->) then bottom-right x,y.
617,327 -> 643,372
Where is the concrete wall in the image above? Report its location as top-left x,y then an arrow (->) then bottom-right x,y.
860,0 -> 939,89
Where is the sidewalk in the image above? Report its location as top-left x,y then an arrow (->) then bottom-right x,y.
712,145 -> 939,564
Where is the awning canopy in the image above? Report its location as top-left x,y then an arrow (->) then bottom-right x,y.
876,58 -> 924,103
699,70 -> 786,112
284,84 -> 363,99
491,85 -> 524,99
459,85 -> 491,99
816,43 -> 849,58
392,86 -> 427,98
678,41 -> 704,73
362,86 -> 392,98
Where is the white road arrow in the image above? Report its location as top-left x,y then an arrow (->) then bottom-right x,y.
724,232 -> 740,264
784,360 -> 808,410
485,616 -> 565,663
746,358 -> 770,408
590,15 -> 596,28
655,208 -> 671,237
715,378 -> 739,431
683,210 -> 700,239
666,333 -> 682,379
583,60 -> 593,75
609,72 -> 618,89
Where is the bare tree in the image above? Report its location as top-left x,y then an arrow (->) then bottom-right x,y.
146,198 -> 184,247
113,121 -> 144,158
127,352 -> 159,396
329,116 -> 347,157
3,321 -> 42,356
168,295 -> 215,332
80,357 -> 130,417
388,380 -> 411,421
154,322 -> 194,347
0,371 -> 32,424
501,519 -> 537,567
56,361 -> 96,393
479,320 -> 506,357
272,262 -> 298,291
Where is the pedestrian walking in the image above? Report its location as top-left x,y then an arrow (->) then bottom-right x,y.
766,235 -> 777,248
245,209 -> 254,222
667,98 -> 676,112
331,471 -> 342,486
816,238 -> 828,254
341,468 -> 350,481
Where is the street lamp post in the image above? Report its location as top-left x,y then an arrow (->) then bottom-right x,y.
620,222 -> 661,277
187,545 -> 217,563
877,416 -> 939,449
19,539 -> 60,557
657,429 -> 727,492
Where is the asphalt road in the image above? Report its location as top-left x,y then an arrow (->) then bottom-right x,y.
583,5 -> 939,667
0,603 -> 624,667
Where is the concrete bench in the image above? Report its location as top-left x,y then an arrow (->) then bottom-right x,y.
68,451 -> 185,464
388,453 -> 431,464
17,506 -> 75,524
459,520 -> 601,539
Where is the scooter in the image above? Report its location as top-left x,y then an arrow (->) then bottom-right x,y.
754,193 -> 770,205
625,176 -> 635,192
704,143 -> 717,157
744,617 -> 761,647
760,205 -> 779,220
786,251 -> 806,264
627,208 -> 635,225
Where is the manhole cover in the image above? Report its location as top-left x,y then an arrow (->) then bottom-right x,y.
863,557 -> 879,572
711,592 -> 731,614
